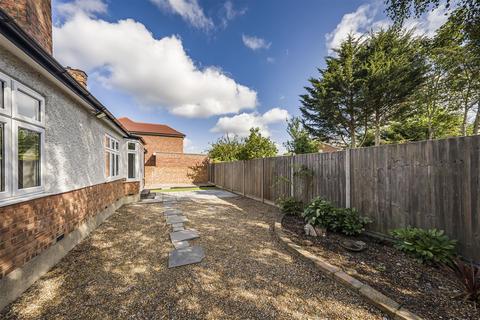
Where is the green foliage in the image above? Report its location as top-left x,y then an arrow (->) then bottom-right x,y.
207,135 -> 242,162
276,197 -> 304,216
449,258 -> 480,303
237,128 -> 278,160
284,117 -> 319,154
302,198 -> 372,236
390,227 -> 457,265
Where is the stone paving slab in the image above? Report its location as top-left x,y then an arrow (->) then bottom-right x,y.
168,246 -> 205,268
170,229 -> 199,242
166,215 -> 188,224
171,223 -> 184,228
164,210 -> 181,216
172,226 -> 185,232
172,240 -> 190,249
140,199 -> 163,203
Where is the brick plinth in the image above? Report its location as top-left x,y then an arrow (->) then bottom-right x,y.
0,180 -> 139,278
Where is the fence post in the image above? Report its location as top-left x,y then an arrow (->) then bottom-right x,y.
243,160 -> 246,196
261,158 -> 265,203
290,155 -> 294,197
345,149 -> 351,208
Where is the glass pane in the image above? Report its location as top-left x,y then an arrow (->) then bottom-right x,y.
115,141 -> 119,150
115,154 -> 119,176
128,142 -> 136,150
110,153 -> 115,176
18,127 -> 41,189
105,136 -> 110,148
105,151 -> 110,177
17,90 -> 41,121
128,153 -> 136,179
0,123 -> 4,192
0,81 -> 4,110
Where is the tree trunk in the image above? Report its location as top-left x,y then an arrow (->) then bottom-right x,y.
461,105 -> 468,136
474,100 -> 480,135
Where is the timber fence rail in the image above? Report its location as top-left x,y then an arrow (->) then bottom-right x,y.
208,135 -> 480,263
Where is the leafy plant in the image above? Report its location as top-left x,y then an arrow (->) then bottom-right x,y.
448,258 -> 480,304
390,227 -> 457,265
276,197 -> 303,216
302,197 -> 371,236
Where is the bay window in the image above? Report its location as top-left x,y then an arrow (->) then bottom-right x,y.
105,135 -> 120,179
0,71 -> 45,200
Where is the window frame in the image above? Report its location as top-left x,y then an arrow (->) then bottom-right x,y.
126,141 -> 138,180
12,120 -> 45,197
105,134 -> 121,180
0,70 -> 12,117
0,114 -> 12,200
12,80 -> 45,127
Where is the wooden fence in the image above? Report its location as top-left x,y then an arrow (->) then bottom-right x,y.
208,135 -> 480,262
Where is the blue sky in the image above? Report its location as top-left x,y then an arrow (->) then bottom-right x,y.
51,0 -> 447,153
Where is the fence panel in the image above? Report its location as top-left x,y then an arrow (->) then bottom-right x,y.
244,158 -> 263,200
263,156 -> 292,204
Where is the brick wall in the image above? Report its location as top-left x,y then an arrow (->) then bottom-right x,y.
143,135 -> 184,166
0,180 -> 139,278
0,0 -> 52,54
124,181 -> 140,196
145,153 -> 208,187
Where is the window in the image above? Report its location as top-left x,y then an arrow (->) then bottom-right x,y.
127,142 -> 137,179
105,135 -> 120,179
0,71 -> 45,200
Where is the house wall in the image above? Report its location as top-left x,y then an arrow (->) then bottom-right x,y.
145,152 -> 208,187
143,135 -> 183,166
0,45 -> 129,198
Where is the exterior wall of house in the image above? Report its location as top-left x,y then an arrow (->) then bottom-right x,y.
0,45 -> 131,199
145,152 -> 208,187
143,135 -> 183,164
0,0 -> 52,54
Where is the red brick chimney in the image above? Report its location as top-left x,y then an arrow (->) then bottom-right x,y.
66,67 -> 88,89
1,0 -> 53,54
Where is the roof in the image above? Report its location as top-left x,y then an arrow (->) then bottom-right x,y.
0,8 -> 136,140
118,117 -> 185,138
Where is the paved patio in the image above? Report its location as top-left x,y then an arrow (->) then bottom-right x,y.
0,193 -> 385,319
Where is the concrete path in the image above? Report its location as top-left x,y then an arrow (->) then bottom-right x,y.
0,195 -> 385,320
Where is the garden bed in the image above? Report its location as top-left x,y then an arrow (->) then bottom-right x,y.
282,215 -> 479,320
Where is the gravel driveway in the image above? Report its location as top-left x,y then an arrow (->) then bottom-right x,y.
1,195 -> 385,319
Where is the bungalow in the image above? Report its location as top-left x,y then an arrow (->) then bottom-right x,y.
0,0 -> 147,309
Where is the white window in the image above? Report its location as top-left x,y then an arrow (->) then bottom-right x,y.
105,135 -> 120,179
127,142 -> 137,179
0,71 -> 45,200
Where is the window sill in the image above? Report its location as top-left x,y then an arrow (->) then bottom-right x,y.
0,191 -> 51,208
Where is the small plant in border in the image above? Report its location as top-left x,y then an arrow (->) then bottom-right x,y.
390,227 -> 457,265
448,258 -> 480,305
302,197 -> 371,236
276,196 -> 303,216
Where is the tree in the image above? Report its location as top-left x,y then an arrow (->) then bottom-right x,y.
284,117 -> 319,154
207,134 -> 242,162
301,35 -> 369,148
361,28 -> 427,145
238,128 -> 277,160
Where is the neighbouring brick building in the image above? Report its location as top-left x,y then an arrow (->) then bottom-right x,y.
0,0 -> 145,309
119,117 -> 209,187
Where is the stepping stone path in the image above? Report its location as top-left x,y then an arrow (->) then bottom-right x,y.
162,205 -> 205,268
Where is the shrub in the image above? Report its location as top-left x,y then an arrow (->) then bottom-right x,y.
390,227 -> 457,265
449,258 -> 480,303
276,196 -> 303,216
302,197 -> 371,236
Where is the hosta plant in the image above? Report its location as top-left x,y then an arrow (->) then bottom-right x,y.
390,227 -> 457,265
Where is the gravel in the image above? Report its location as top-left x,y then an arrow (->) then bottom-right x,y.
1,197 -> 386,319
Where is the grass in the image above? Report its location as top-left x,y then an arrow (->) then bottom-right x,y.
150,186 -> 219,193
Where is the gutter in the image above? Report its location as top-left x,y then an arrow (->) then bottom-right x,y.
0,9 -> 132,138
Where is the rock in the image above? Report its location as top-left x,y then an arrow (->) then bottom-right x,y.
314,226 -> 327,237
340,239 -> 367,252
303,240 -> 313,246
304,224 -> 317,237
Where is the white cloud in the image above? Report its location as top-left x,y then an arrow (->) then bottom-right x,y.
56,0 -> 107,18
242,34 -> 271,51
150,0 -> 213,31
211,107 -> 289,137
325,2 -> 449,53
53,8 -> 257,118
266,57 -> 275,63
184,137 -> 204,153
221,1 -> 247,27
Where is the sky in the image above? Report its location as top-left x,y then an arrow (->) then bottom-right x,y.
51,0 -> 448,154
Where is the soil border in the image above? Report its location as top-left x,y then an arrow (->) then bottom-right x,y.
273,215 -> 423,320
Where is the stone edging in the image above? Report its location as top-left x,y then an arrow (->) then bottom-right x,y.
273,216 -> 423,320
